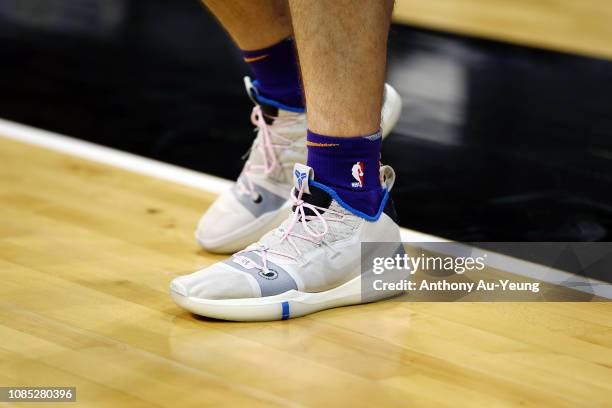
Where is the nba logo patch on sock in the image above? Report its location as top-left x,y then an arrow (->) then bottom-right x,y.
351,162 -> 364,188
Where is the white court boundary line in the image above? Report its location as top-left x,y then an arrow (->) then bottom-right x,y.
1,117 -> 610,299
0,118 -> 231,195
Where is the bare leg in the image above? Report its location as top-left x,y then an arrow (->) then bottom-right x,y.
288,0 -> 394,136
202,0 -> 291,50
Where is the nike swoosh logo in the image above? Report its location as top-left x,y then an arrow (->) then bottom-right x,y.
306,141 -> 340,147
244,54 -> 269,63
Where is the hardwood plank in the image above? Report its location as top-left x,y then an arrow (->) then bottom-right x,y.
393,0 -> 612,60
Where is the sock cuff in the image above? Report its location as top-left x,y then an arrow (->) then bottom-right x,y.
241,37 -> 303,109
307,129 -> 382,140
307,129 -> 382,189
306,130 -> 382,157
241,37 -> 295,60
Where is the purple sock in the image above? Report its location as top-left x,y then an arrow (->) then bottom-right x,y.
241,38 -> 303,111
307,130 -> 385,217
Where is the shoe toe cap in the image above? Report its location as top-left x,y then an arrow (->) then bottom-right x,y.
170,264 -> 259,300
196,192 -> 254,242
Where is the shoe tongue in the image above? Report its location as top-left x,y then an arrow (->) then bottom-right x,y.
293,163 -> 314,194
244,76 -> 279,124
292,164 -> 333,213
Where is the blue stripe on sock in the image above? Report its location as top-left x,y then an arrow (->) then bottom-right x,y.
281,301 -> 290,320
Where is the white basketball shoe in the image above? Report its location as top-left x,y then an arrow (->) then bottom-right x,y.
195,77 -> 403,253
171,163 -> 405,321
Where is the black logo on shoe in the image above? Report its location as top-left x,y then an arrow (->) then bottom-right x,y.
259,269 -> 278,280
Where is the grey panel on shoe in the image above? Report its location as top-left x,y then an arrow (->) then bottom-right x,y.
231,175 -> 287,217
223,252 -> 298,297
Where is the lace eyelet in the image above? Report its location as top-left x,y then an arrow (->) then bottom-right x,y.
252,193 -> 262,204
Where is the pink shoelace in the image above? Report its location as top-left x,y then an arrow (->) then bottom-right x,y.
233,182 -> 345,273
236,105 -> 299,199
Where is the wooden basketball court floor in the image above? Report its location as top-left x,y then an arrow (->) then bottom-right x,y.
1,122 -> 611,408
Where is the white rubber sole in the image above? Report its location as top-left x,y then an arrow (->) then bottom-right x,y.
170,274 -> 404,321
